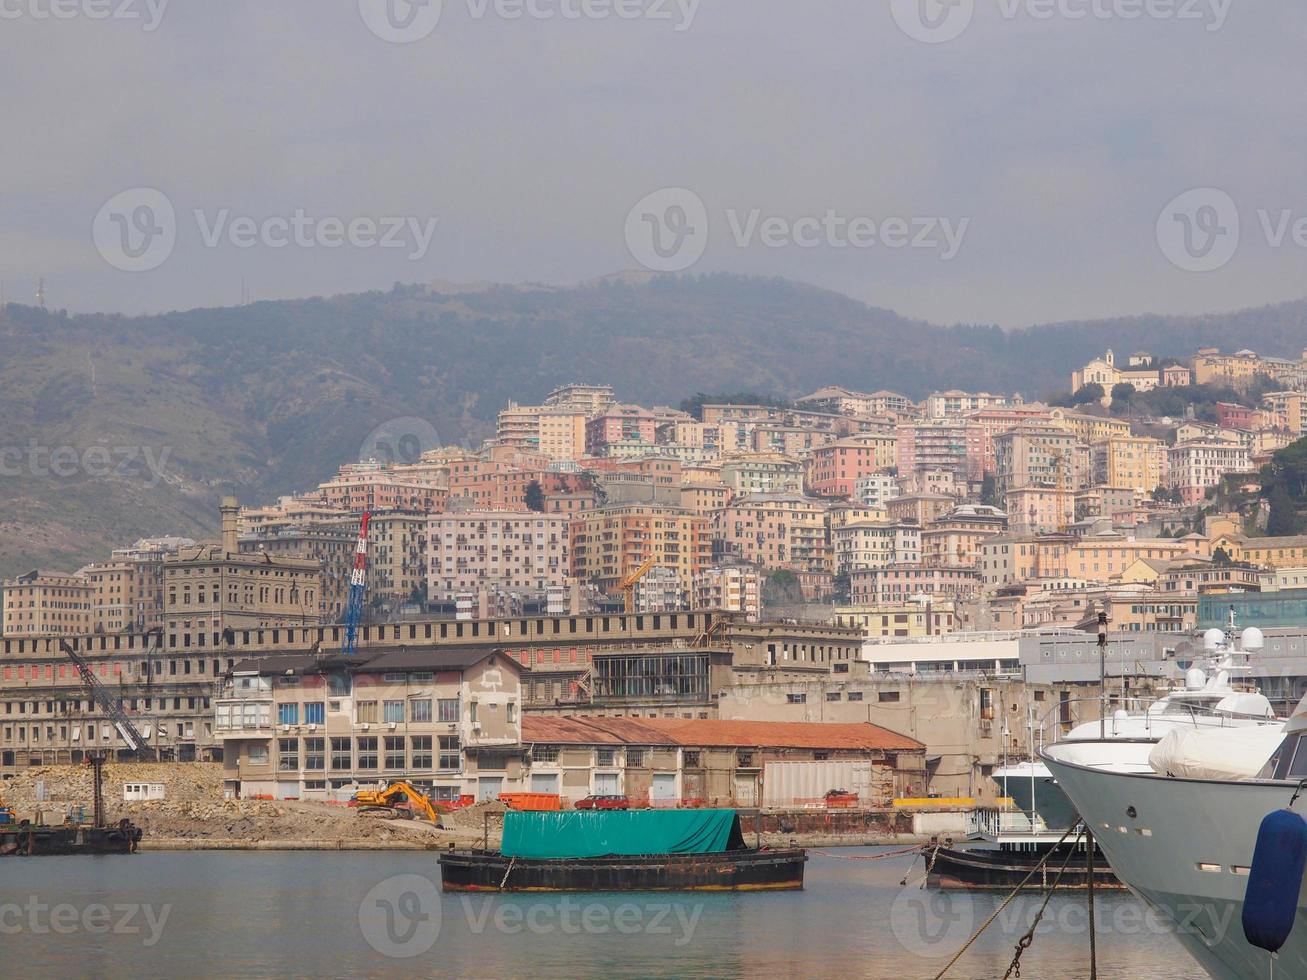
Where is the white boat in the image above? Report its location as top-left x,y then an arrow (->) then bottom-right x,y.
1043,714 -> 1306,979
1010,624 -> 1279,831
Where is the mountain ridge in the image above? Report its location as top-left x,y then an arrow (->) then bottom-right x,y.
2,272 -> 1304,577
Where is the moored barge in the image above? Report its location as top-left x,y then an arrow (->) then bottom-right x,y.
440,809 -> 806,892
0,819 -> 143,857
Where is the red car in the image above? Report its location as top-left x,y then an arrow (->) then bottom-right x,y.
574,794 -> 630,811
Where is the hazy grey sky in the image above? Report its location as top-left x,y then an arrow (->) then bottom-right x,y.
2,1 -> 1304,327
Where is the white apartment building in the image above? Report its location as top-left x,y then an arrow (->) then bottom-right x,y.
1166,441 -> 1254,506
832,523 -> 921,576
428,512 -> 570,603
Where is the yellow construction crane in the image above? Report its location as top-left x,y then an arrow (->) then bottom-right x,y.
621,556 -> 659,614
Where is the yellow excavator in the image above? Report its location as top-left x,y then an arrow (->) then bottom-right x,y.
352,782 -> 443,826
621,555 -> 658,613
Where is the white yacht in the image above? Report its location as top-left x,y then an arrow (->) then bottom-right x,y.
1002,624 -> 1279,830
1043,703 -> 1306,979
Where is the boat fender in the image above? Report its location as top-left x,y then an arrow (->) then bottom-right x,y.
1242,808 -> 1307,953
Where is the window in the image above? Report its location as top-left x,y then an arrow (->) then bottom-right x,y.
596,748 -> 616,767
786,693 -> 806,704
304,702 -> 324,725
277,703 -> 299,726
383,701 -> 405,724
355,701 -> 378,724
356,737 -> 378,769
683,750 -> 701,767
278,737 -> 298,771
878,691 -> 901,703
384,736 -> 405,769
826,692 -> 841,702
737,751 -> 754,768
532,744 -> 560,763
507,702 -> 517,723
410,699 -> 432,723
847,691 -> 864,702
437,698 -> 459,723
411,736 -> 432,769
438,736 -> 461,771
248,744 -> 269,766
327,674 -> 350,696
627,749 -> 645,768
330,737 -> 351,770
304,737 -> 325,770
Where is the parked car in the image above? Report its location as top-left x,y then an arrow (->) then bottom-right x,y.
574,794 -> 630,811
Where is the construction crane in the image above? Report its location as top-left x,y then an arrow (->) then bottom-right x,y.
353,782 -> 443,825
621,555 -> 659,614
342,510 -> 371,656
59,640 -> 155,761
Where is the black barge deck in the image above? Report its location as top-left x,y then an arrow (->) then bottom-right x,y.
440,847 -> 807,892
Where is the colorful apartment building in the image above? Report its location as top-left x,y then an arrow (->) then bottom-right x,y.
807,434 -> 896,497
427,512 -> 570,603
585,405 -> 657,456
713,493 -> 828,573
1166,440 -> 1254,505
1,571 -> 94,637
1090,435 -> 1167,494
570,504 -> 710,594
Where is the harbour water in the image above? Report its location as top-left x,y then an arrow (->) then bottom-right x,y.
6,846 -> 1205,979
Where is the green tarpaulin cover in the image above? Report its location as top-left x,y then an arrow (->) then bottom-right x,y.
501,809 -> 747,859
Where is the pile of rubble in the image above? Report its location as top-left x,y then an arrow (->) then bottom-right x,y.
1,763 -> 490,849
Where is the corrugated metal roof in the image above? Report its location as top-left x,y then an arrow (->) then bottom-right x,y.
523,715 -> 922,751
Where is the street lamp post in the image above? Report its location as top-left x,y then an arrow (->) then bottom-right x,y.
1097,611 -> 1108,740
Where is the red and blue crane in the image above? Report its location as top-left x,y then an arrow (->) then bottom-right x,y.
343,510 -> 371,656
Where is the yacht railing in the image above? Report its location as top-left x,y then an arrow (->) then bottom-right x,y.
1037,696 -> 1278,741
969,806 -> 1061,839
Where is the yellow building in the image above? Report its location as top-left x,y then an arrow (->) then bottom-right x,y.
1092,436 -> 1167,494
1264,391 -> 1306,435
569,504 -> 710,594
1209,534 -> 1307,569
1193,348 -> 1262,391
1,570 -> 93,637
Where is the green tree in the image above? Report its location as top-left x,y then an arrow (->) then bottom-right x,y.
1212,547 -> 1232,565
524,480 -> 546,512
1268,481 -> 1300,536
980,473 -> 999,507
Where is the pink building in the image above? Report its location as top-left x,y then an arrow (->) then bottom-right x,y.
318,464 -> 448,513
806,434 -> 894,498
585,405 -> 657,456
851,564 -> 981,604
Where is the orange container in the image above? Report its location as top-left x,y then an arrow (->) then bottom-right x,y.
498,793 -> 563,812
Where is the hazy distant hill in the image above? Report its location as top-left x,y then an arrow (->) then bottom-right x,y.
3,273 -> 1306,577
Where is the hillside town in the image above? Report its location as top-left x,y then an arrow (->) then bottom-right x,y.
5,345 -> 1307,813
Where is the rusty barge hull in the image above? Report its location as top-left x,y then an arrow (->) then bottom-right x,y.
0,822 -> 143,857
439,848 -> 807,892
928,844 -> 1122,891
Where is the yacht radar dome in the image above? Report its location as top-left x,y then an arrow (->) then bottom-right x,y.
1203,628 -> 1226,651
1242,626 -> 1265,652
1186,667 -> 1207,690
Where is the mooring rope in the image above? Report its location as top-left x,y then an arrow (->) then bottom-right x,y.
1002,829 -> 1086,979
931,823 -> 1081,980
811,844 -> 925,861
